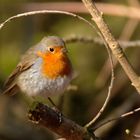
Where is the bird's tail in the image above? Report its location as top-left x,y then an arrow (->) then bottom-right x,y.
2,84 -> 18,96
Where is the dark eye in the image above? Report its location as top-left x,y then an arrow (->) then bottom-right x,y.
49,48 -> 54,52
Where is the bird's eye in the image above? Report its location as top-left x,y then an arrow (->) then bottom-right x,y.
49,48 -> 54,52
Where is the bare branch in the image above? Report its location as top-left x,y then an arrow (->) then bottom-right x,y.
82,0 -> 140,94
85,43 -> 114,128
93,107 -> 140,131
64,35 -> 140,49
0,10 -> 97,34
21,2 -> 140,20
94,0 -> 140,90
133,134 -> 140,139
28,102 -> 97,140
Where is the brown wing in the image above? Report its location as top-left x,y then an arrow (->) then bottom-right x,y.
3,44 -> 39,96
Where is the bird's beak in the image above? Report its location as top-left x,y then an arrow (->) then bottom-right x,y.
61,47 -> 68,53
55,46 -> 67,54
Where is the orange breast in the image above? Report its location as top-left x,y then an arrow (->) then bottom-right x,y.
41,52 -> 72,79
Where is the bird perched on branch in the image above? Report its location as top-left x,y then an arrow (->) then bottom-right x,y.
3,36 -> 73,101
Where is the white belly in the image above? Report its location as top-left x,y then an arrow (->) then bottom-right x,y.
17,65 -> 71,98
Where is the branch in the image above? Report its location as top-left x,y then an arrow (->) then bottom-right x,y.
133,134 -> 140,139
84,39 -> 115,128
95,0 -> 140,89
82,0 -> 140,94
64,35 -> 140,49
21,2 -> 140,20
0,10 -> 96,33
93,107 -> 140,131
28,102 -> 97,140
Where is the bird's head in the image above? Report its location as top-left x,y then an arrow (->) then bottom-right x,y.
36,36 -> 72,79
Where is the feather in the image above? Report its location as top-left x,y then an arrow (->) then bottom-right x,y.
3,40 -> 41,95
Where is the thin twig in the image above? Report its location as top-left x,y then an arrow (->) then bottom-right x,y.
84,35 -> 115,128
92,93 -> 139,136
64,35 -> 140,49
93,107 -> 140,131
21,2 -> 140,20
82,0 -> 140,94
0,10 -> 102,53
0,10 -> 97,34
83,2 -> 116,127
133,134 -> 140,139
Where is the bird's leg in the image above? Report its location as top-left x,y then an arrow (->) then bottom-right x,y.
48,97 -> 62,123
58,95 -> 64,111
48,97 -> 57,107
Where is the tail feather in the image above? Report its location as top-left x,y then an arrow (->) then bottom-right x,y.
2,84 -> 19,96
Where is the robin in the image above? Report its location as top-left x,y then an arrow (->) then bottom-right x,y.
3,36 -> 73,103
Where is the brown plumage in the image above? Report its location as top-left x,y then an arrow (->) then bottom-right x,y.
3,45 -> 38,95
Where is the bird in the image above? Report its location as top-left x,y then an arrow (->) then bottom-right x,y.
2,36 -> 73,102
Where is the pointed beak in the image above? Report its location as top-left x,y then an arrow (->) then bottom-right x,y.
55,46 -> 68,54
61,47 -> 68,53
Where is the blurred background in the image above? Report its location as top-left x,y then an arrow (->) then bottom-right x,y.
1,0 -> 140,140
